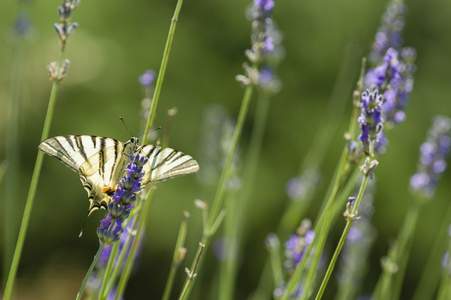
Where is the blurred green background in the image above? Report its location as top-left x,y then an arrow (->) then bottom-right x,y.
1,0 -> 450,299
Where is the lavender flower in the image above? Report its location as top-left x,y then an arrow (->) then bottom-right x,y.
368,0 -> 407,66
139,69 -> 156,87
364,0 -> 417,152
13,13 -> 32,37
285,169 -> 321,200
365,48 -> 401,93
358,89 -> 384,156
54,0 -> 79,45
97,153 -> 148,245
284,220 -> 315,272
272,220 -> 314,299
237,0 -> 283,87
410,116 -> 451,199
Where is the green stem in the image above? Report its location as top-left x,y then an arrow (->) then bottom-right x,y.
374,199 -> 422,299
3,33 -> 26,285
412,202 -> 451,300
162,212 -> 189,300
178,243 -> 205,300
115,187 -> 155,299
281,145 -> 349,300
3,78 -> 62,300
219,92 -> 271,300
98,241 -> 120,300
436,238 -> 451,300
206,84 -> 253,232
314,174 -> 369,300
142,0 -> 183,143
76,245 -> 105,300
101,212 -> 140,299
179,84 -> 254,299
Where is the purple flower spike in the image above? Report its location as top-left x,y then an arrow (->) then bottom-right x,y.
410,116 -> 451,199
97,151 -> 147,245
368,0 -> 407,66
284,220 -> 314,271
358,89 -> 385,155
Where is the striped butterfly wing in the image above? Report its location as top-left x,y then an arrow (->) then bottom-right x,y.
39,135 -> 134,215
138,144 -> 200,184
39,135 -> 200,216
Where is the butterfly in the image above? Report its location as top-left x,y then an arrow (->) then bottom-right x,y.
39,135 -> 199,215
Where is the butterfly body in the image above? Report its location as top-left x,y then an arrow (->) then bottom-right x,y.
39,135 -> 199,215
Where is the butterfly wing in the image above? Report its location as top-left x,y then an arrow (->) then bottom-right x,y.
39,135 -> 129,215
138,145 -> 200,184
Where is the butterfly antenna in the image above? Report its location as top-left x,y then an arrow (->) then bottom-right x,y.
139,126 -> 162,144
78,217 -> 88,238
119,117 -> 135,137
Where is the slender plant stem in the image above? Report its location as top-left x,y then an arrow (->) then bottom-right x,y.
110,1 -> 184,295
162,212 -> 189,300
142,0 -> 183,143
282,57 -> 367,299
301,203 -> 334,300
219,188 -> 240,300
101,212 -> 140,299
178,84 -> 254,299
102,213 -> 138,298
385,200 -> 422,299
178,243 -> 205,300
115,187 -> 155,299
280,148 -> 345,300
436,238 -> 451,300
314,173 -> 369,300
219,92 -> 271,300
3,71 -> 63,300
77,245 -> 105,300
98,242 -> 119,299
4,33 -> 25,285
412,202 -> 451,300
206,85 -> 253,231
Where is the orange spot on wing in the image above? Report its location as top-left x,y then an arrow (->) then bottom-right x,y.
103,187 -> 116,195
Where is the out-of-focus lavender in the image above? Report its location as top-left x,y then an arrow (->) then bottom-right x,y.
364,0 -> 417,154
197,105 -> 241,187
442,225 -> 451,271
368,0 -> 407,67
410,116 -> 451,199
285,169 -> 321,201
271,220 -> 314,299
237,0 -> 283,89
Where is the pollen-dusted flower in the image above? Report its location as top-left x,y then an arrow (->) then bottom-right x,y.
410,116 -> 451,199
97,153 -> 148,245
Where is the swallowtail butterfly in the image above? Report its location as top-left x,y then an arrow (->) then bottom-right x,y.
39,135 -> 199,215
